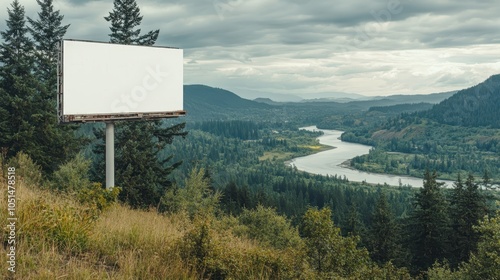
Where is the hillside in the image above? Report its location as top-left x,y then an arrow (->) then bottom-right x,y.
424,75 -> 500,127
183,85 -> 460,123
340,75 -> 500,182
373,91 -> 456,105
368,103 -> 434,114
184,85 -> 272,119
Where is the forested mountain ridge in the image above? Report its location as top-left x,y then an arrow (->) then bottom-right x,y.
184,84 -> 457,123
423,74 -> 500,127
340,75 -> 500,182
372,91 -> 456,104
184,85 -> 272,119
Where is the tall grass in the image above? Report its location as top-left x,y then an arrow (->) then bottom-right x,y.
0,176 -> 305,279
0,155 -> 410,279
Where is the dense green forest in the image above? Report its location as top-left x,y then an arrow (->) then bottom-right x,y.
1,0 -> 499,279
314,76 -> 500,183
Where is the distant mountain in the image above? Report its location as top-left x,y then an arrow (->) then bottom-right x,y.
301,97 -> 361,103
231,89 -> 303,102
253,98 -> 281,105
423,75 -> 500,128
184,85 -> 271,119
371,91 -> 457,104
300,91 -> 368,101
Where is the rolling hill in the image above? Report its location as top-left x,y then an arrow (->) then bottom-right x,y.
183,85 -> 271,119
423,75 -> 500,128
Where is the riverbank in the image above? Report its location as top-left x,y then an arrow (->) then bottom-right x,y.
288,126 -> 455,188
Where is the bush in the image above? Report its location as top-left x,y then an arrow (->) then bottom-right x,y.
178,216 -> 309,279
16,188 -> 95,253
160,167 -> 221,218
78,183 -> 120,214
7,152 -> 43,187
237,205 -> 303,250
50,153 -> 91,192
50,154 -> 120,216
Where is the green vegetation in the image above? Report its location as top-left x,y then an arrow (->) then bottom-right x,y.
0,0 -> 82,173
336,110 -> 500,183
1,0 -> 499,278
1,159 -> 411,279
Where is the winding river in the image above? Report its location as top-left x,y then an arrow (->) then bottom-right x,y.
288,126 -> 455,188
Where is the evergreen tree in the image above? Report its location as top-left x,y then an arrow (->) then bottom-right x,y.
482,169 -> 492,189
0,0 -> 81,173
0,1 -> 38,168
407,170 -> 450,273
344,202 -> 365,238
449,174 -> 487,267
26,0 -> 81,173
368,191 -> 401,265
104,0 -> 159,46
97,0 -> 186,208
27,0 -> 69,84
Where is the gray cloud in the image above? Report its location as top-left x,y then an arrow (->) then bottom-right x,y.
2,0 -> 500,96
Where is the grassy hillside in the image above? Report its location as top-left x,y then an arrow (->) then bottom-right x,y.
0,156 -> 414,279
0,180 -> 310,279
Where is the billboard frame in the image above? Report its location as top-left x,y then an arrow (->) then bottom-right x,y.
57,39 -> 186,123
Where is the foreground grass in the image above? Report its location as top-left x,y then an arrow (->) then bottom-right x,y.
0,179 -> 313,279
0,181 -> 195,279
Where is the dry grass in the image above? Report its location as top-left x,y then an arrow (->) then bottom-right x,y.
0,177 -> 306,279
87,204 -> 195,279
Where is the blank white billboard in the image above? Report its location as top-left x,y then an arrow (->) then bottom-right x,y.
58,39 -> 184,122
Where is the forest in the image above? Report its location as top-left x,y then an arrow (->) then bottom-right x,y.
1,0 -> 500,279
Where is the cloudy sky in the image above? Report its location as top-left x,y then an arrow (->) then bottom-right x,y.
4,0 -> 500,98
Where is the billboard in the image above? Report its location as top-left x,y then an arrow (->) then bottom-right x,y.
58,39 -> 185,123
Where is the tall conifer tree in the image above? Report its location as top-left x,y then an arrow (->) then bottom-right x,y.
0,1 -> 38,167
28,0 -> 69,84
368,191 -> 401,265
26,0 -> 82,173
0,0 -> 81,173
449,174 -> 487,266
407,170 -> 450,273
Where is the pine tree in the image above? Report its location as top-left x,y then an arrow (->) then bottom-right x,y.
368,191 -> 401,265
104,0 -> 159,46
0,0 -> 81,173
459,210 -> 500,279
28,0 -> 69,84
25,0 -> 81,173
449,174 -> 487,267
97,0 -> 186,208
344,202 -> 365,238
407,170 -> 450,273
0,1 -> 38,167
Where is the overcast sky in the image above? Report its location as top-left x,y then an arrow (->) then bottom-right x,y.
4,0 -> 500,97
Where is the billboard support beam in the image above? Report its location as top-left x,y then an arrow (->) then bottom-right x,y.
106,122 -> 115,190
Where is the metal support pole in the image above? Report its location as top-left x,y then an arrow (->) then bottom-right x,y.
106,122 -> 115,190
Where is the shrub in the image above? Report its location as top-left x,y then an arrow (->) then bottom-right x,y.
7,152 -> 43,187
160,167 -> 221,218
50,153 -> 92,192
178,216 -> 310,279
77,183 -> 120,214
237,205 -> 303,250
51,154 -> 120,216
16,188 -> 95,253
